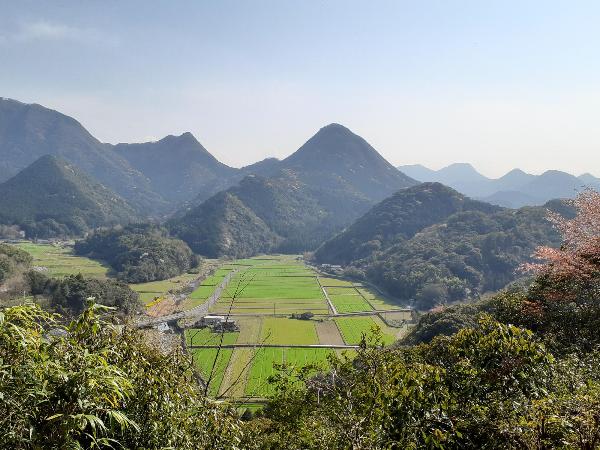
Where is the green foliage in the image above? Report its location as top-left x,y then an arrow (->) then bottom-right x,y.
75,223 -> 197,283
0,303 -> 242,449
316,183 -> 566,309
0,155 -> 138,237
254,318 -> 556,449
27,272 -> 141,316
0,243 -> 32,283
169,190 -> 282,258
401,303 -> 482,345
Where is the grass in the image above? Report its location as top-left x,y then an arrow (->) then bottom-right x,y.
130,272 -> 198,305
328,294 -> 374,313
245,347 -> 333,397
260,318 -> 319,345
185,328 -> 239,346
356,287 -> 404,310
190,348 -> 235,396
334,317 -> 396,346
15,242 -> 108,278
318,277 -> 354,287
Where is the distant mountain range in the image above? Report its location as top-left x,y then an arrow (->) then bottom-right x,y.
398,163 -> 600,208
170,124 -> 417,257
315,182 -> 569,309
0,155 -> 138,237
0,98 -> 165,214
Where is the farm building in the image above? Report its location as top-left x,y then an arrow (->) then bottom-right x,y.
195,315 -> 239,332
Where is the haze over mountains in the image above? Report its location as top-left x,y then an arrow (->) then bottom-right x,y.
0,155 -> 137,237
170,124 -> 418,257
399,163 -> 600,208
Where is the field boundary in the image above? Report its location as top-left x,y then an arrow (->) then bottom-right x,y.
136,268 -> 241,328
188,343 -> 359,349
316,276 -> 338,315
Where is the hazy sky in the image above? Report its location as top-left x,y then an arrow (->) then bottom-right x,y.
2,1 -> 600,176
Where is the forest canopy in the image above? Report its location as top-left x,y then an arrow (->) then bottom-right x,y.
75,224 -> 198,283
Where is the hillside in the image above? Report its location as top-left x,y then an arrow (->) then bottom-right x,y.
0,155 -> 138,237
315,182 -> 566,309
399,163 -> 599,207
172,125 -> 417,256
115,132 -> 239,204
74,224 -> 197,282
169,191 -> 281,258
0,98 -> 165,212
281,123 -> 416,202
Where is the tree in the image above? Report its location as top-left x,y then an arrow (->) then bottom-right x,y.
522,189 -> 600,281
0,302 -> 242,448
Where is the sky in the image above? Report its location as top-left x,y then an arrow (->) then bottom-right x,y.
1,0 -> 600,177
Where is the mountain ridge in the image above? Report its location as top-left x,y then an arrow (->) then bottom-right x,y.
0,155 -> 138,237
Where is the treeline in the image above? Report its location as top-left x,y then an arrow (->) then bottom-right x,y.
0,243 -> 32,284
27,271 -> 141,316
316,183 -> 569,309
75,224 -> 199,283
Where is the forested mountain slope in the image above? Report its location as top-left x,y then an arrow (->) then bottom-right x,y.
115,132 -> 239,204
315,182 -> 569,308
0,98 -> 165,212
0,155 -> 138,237
172,124 -> 418,257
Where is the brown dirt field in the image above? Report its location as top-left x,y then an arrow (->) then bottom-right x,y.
145,296 -> 178,317
316,319 -> 345,345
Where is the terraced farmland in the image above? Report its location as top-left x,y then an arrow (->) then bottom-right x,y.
130,272 -> 199,304
324,286 -> 374,313
261,318 -> 319,345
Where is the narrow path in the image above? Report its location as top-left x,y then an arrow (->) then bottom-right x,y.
316,276 -> 338,315
136,268 -> 241,328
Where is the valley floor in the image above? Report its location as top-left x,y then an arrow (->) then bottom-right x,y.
178,255 -> 412,402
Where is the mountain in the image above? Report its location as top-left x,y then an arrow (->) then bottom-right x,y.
115,132 -> 239,204
315,182 -> 566,309
0,155 -> 138,237
315,183 -> 500,265
281,123 -> 416,202
579,173 -> 600,185
493,168 -> 536,191
172,124 -> 418,257
240,157 -> 281,176
0,98 -> 165,213
170,172 -> 355,256
399,163 -> 492,196
479,190 -> 541,209
399,162 -> 599,207
168,190 -> 280,258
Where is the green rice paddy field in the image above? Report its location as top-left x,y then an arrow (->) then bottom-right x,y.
187,255 -> 410,399
15,242 -> 109,278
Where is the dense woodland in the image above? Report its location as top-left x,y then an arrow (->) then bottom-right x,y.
75,224 -> 198,283
0,243 -> 32,284
316,183 -> 571,309
0,155 -> 138,238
